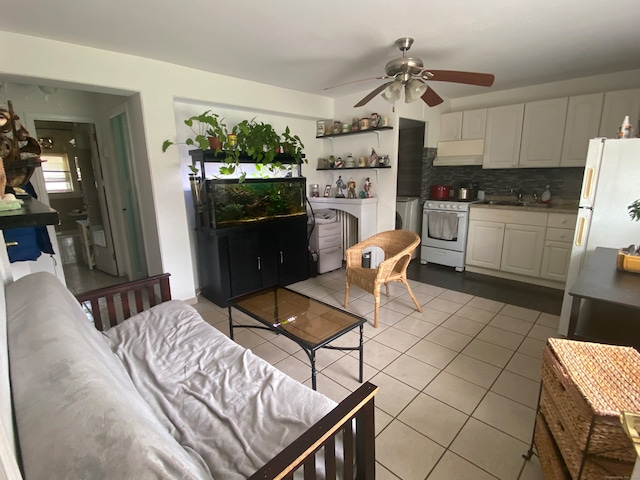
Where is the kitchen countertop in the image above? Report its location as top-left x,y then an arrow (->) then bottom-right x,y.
471,199 -> 578,214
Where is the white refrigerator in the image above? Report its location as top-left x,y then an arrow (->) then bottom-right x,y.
559,137 -> 640,335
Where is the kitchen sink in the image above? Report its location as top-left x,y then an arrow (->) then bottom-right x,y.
480,200 -> 550,208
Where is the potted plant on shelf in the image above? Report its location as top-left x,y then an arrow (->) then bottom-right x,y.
162,110 -> 227,152
220,120 -> 306,181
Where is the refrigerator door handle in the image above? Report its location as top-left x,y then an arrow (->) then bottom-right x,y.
582,167 -> 595,200
575,216 -> 586,246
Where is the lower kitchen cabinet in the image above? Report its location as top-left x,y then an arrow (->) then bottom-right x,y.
501,224 -> 546,276
540,241 -> 572,282
466,207 -> 576,288
539,214 -> 577,282
197,217 -> 309,306
466,220 -> 504,270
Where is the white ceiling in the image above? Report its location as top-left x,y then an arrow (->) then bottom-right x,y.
2,0 -> 640,103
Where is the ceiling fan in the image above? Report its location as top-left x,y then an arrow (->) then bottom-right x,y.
325,37 -> 495,108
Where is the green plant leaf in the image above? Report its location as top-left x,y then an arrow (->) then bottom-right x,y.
162,140 -> 174,152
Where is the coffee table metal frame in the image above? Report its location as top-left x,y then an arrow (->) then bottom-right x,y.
227,286 -> 365,390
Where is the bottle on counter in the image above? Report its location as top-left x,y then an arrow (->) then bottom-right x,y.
541,185 -> 552,205
619,116 -> 632,138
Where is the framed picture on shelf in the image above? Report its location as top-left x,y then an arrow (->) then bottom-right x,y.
323,185 -> 331,197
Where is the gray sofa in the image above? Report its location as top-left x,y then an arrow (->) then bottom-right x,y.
0,272 -> 377,479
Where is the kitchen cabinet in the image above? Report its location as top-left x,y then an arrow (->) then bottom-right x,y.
598,88 -> 640,138
198,217 -> 309,307
519,98 -> 568,168
560,93 -> 604,167
482,104 -> 524,169
439,112 -> 463,141
540,213 -> 577,282
501,223 -> 546,276
465,220 -> 505,270
439,109 -> 487,142
466,207 -> 574,285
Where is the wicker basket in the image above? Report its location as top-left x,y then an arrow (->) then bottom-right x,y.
534,412 -> 571,480
542,339 -> 640,463
540,386 -> 634,480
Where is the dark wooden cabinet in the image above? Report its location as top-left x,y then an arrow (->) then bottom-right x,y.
198,217 -> 309,307
187,151 -> 310,306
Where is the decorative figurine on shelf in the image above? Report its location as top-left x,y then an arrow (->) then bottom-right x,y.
347,178 -> 356,198
369,147 -> 379,167
364,177 -> 372,198
335,175 -> 346,198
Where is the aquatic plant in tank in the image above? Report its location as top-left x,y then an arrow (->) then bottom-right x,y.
205,178 -> 306,228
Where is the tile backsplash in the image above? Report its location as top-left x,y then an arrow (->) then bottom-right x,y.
420,147 -> 584,204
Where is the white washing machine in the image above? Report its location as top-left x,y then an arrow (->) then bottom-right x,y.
396,197 -> 421,259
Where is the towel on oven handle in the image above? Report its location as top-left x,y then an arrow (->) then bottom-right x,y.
428,212 -> 459,241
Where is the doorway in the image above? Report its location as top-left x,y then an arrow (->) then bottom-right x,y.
34,120 -> 124,293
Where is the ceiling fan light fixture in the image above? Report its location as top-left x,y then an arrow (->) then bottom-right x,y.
405,78 -> 428,103
381,80 -> 403,104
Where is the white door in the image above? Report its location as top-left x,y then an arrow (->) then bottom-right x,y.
465,220 -> 504,269
439,112 -> 462,141
483,104 -> 524,169
540,240 -> 572,281
519,97 -> 568,168
73,124 -> 119,276
109,110 -> 148,280
560,93 -> 603,167
598,88 -> 640,138
501,224 -> 546,276
461,109 -> 487,140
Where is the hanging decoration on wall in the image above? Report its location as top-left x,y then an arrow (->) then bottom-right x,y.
0,100 -> 43,199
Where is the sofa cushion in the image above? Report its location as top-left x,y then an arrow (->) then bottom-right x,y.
7,272 -> 210,480
104,300 -> 338,479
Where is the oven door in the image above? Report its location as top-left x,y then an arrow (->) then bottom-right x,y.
422,209 -> 468,252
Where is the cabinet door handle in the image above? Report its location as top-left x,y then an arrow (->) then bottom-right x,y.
257,256 -> 261,270
280,251 -> 284,264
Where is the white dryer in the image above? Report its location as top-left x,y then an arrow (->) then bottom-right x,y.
395,197 -> 421,259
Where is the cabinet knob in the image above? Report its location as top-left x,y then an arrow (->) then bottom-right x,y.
280,251 -> 284,264
257,256 -> 261,270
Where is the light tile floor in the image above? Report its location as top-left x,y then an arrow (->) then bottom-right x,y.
192,268 -> 555,480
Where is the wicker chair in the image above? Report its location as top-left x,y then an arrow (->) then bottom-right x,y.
344,230 -> 422,328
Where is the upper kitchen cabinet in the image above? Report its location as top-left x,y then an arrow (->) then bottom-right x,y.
439,109 -> 487,142
519,97 -> 568,168
560,93 -> 603,167
598,88 -> 640,138
439,111 -> 462,141
482,104 -> 524,169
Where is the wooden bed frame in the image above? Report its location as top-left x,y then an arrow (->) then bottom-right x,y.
75,273 -> 378,479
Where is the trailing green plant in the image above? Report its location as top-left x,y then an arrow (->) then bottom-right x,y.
162,110 -> 227,152
280,126 -> 305,165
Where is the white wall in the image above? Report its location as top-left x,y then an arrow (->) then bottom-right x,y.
0,30 -> 333,299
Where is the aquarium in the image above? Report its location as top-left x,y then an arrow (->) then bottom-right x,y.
203,177 -> 307,229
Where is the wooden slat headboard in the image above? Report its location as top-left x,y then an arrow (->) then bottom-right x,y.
75,273 -> 171,331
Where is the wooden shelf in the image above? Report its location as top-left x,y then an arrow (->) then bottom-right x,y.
316,166 -> 391,171
0,196 -> 59,230
316,126 -> 393,139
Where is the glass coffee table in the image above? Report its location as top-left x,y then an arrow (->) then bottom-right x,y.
228,286 -> 365,390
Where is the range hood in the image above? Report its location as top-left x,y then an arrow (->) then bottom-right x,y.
434,139 -> 484,166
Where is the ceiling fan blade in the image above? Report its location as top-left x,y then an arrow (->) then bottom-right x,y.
423,70 -> 495,87
323,76 -> 392,91
421,86 -> 444,107
354,82 -> 394,108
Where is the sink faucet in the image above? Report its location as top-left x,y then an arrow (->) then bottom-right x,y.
509,188 -> 523,202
